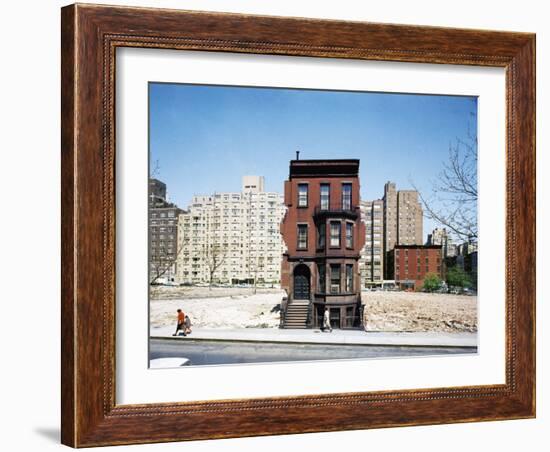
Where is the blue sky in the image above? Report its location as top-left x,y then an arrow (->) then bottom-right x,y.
149,82 -> 477,240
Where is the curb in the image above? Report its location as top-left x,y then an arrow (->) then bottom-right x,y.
150,335 -> 478,348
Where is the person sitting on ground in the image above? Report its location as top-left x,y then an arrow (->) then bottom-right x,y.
184,314 -> 192,335
172,309 -> 186,336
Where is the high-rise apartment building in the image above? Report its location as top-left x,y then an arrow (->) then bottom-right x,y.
359,199 -> 384,287
427,227 -> 457,257
383,182 -> 398,252
176,176 -> 286,285
149,178 -> 167,203
382,181 -> 423,278
149,178 -> 185,284
457,241 -> 478,256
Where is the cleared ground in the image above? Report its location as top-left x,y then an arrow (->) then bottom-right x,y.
150,286 -> 477,333
363,290 -> 477,333
150,287 -> 284,329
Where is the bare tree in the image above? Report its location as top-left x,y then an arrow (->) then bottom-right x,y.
204,242 -> 228,289
250,255 -> 265,294
413,120 -> 478,242
148,158 -> 173,284
150,159 -> 161,179
149,245 -> 178,285
149,238 -> 187,285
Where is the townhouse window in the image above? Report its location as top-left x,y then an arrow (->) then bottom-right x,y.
320,184 -> 330,210
346,222 -> 353,248
298,184 -> 308,207
330,221 -> 341,247
342,183 -> 352,210
297,224 -> 308,250
330,264 -> 341,294
318,263 -> 326,292
317,222 -> 326,249
345,264 -> 354,292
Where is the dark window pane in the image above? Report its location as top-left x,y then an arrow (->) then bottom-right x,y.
318,222 -> 326,249
346,222 -> 353,248
297,224 -> 308,249
318,263 -> 326,292
330,264 -> 341,294
346,264 -> 354,292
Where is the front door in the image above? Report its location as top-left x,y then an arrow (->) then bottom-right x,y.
330,308 -> 341,329
293,265 -> 310,300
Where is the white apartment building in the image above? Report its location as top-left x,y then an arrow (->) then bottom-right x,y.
176,176 -> 287,285
360,200 -> 385,287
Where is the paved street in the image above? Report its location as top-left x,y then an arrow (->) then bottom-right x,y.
151,326 -> 477,347
149,338 -> 477,367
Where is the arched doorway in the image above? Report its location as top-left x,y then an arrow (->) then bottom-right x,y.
293,264 -> 311,300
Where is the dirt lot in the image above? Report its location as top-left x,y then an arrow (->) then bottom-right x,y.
149,287 -> 284,329
363,290 -> 477,332
149,286 -> 477,332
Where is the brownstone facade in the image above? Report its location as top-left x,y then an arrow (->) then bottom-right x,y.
280,159 -> 366,329
386,245 -> 444,290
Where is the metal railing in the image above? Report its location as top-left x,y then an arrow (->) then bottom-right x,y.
313,203 -> 359,217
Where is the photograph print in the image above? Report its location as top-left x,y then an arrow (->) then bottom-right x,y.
148,82 -> 479,368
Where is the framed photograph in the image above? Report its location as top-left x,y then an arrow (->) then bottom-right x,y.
61,3 -> 535,447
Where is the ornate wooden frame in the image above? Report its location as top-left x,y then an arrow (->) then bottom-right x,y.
61,3 -> 535,447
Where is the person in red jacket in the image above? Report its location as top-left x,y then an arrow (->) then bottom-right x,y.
172,309 -> 186,336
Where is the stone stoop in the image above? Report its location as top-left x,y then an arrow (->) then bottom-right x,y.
283,301 -> 310,329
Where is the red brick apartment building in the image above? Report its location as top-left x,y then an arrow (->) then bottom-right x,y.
387,245 -> 444,290
280,159 -> 366,329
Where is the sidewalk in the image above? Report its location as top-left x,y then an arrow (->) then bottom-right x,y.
150,326 -> 477,348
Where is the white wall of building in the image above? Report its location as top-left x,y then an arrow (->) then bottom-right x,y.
177,178 -> 286,285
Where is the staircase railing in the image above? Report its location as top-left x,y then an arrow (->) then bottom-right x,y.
279,296 -> 288,328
